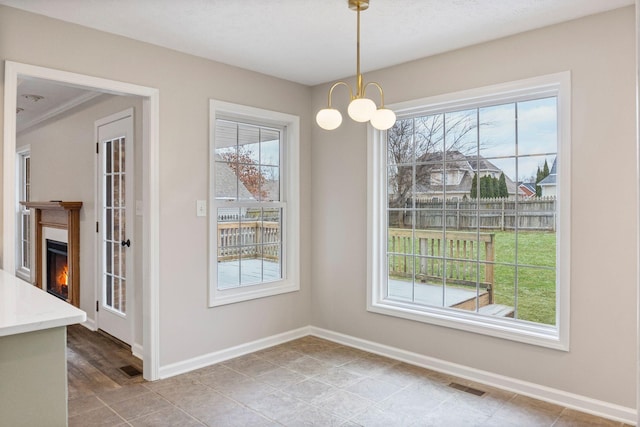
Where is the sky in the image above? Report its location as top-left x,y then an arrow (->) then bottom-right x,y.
393,96 -> 558,183
475,96 -> 557,182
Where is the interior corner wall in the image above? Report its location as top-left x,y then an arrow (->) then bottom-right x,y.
16,94 -> 144,342
310,6 -> 637,409
0,4 -> 313,367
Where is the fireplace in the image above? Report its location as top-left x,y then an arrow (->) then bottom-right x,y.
46,239 -> 69,300
21,201 -> 82,307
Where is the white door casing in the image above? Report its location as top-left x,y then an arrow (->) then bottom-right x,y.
3,61 -> 160,380
96,109 -> 134,345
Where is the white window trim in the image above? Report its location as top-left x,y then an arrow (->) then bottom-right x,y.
16,145 -> 31,281
208,100 -> 300,307
367,72 -> 571,350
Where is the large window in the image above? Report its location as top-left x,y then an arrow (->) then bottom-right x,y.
368,73 -> 570,349
16,147 -> 31,280
209,100 -> 300,306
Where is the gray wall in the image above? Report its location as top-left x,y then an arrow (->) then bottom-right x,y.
0,4 -> 313,367
310,7 -> 637,408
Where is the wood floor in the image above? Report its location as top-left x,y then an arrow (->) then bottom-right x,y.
67,324 -> 144,401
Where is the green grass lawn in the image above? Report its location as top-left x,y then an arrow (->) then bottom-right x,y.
492,231 -> 556,325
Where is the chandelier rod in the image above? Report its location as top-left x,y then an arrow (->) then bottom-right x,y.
356,3 -> 363,99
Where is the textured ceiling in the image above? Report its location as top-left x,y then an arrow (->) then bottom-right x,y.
1,0 -> 634,85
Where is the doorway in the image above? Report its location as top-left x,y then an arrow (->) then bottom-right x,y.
3,61 -> 160,380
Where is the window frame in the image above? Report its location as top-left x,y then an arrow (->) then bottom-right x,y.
209,100 -> 300,307
16,145 -> 31,281
367,72 -> 571,350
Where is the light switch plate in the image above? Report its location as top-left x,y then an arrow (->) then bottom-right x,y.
196,200 -> 207,217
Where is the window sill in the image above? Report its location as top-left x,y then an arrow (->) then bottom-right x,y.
209,279 -> 299,307
367,297 -> 568,351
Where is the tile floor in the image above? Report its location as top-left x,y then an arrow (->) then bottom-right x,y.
69,335 -> 629,426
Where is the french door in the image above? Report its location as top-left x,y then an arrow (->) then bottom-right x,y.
96,109 -> 134,345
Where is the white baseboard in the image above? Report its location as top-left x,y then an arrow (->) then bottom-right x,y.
132,342 -> 144,360
309,327 -> 636,425
158,326 -> 311,379
82,318 -> 96,331
154,324 -> 635,424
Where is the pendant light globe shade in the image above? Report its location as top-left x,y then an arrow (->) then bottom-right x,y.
347,97 -> 377,122
316,108 -> 343,130
370,108 -> 397,131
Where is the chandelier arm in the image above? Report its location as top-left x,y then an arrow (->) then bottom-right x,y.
327,81 -> 354,107
363,81 -> 386,107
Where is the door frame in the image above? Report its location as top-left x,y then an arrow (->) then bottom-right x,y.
95,108 -> 135,345
3,61 -> 160,381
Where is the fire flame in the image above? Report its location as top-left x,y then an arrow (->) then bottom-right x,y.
57,265 -> 68,286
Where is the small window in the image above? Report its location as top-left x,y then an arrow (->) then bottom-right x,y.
368,73 -> 570,350
16,147 -> 31,280
209,101 -> 300,306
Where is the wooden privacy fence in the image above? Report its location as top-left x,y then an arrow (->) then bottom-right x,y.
218,221 -> 280,261
393,198 -> 556,231
388,228 -> 495,304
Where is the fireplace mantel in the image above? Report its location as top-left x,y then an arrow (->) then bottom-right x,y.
21,201 -> 82,307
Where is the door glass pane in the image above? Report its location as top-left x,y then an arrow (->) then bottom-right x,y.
106,176 -> 112,207
113,242 -> 120,277
103,136 -> 127,314
106,140 -> 112,173
114,175 -> 121,207
114,138 -> 121,173
121,278 -> 126,312
113,277 -> 120,311
106,275 -> 112,306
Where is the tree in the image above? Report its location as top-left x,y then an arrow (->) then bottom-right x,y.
471,174 -> 506,199
480,176 -> 494,198
387,112 -> 480,225
498,173 -> 508,198
535,160 -> 550,197
470,173 -> 478,198
221,149 -> 267,200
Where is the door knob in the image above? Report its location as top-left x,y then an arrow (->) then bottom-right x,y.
121,239 -> 131,247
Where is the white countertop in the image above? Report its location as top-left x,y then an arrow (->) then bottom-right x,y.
0,269 -> 86,337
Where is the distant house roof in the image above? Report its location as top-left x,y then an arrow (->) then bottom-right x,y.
214,153 -> 255,200
518,182 -> 537,197
415,151 -> 517,196
538,157 -> 557,187
467,157 -> 502,174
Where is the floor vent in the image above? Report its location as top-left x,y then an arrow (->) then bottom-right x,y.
119,365 -> 142,377
448,382 -> 486,396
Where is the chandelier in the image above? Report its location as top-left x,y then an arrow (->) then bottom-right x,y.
316,0 -> 396,131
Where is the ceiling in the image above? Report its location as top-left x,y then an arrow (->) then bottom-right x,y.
0,0 -> 634,86
16,78 -> 104,133
7,0 -> 635,132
